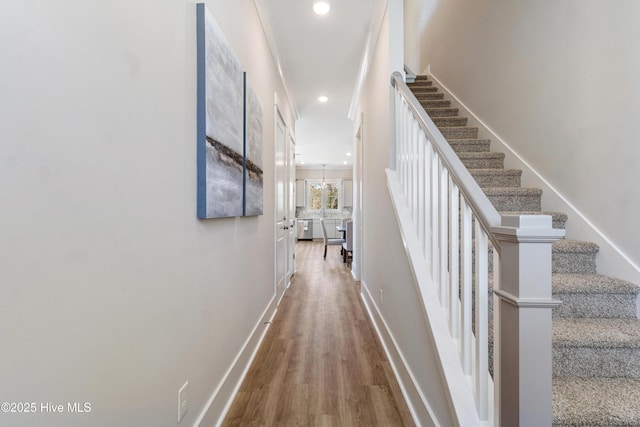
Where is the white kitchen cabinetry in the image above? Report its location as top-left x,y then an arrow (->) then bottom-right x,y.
325,219 -> 337,238
295,179 -> 305,207
312,219 -> 322,239
312,218 -> 340,239
343,180 -> 353,207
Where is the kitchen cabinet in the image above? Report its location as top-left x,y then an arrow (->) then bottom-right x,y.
312,220 -> 322,239
325,219 -> 337,238
343,180 -> 353,207
295,180 -> 305,207
312,218 -> 340,239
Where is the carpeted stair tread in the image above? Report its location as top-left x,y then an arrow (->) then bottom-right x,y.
553,319 -> 640,378
408,75 -> 433,87
553,318 -> 640,349
413,92 -> 445,100
553,239 -> 599,254
553,274 -> 639,318
481,187 -> 543,196
419,99 -> 452,108
552,240 -> 598,274
470,169 -> 522,187
458,152 -> 503,168
424,107 -> 459,117
410,86 -> 439,94
482,187 -> 542,212
553,274 -> 640,295
553,377 -> 640,426
433,116 -> 468,127
447,139 -> 491,152
439,126 -> 479,139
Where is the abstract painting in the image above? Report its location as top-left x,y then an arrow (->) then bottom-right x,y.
197,3 -> 264,219
197,3 -> 244,218
244,75 -> 264,216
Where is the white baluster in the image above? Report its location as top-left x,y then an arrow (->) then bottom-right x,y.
431,149 -> 439,283
409,116 -> 416,220
412,117 -> 419,229
424,141 -> 432,263
400,94 -> 405,176
474,222 -> 489,420
439,161 -> 449,308
418,132 -> 426,251
449,180 -> 460,338
394,91 -> 400,171
460,199 -> 472,374
404,105 -> 410,195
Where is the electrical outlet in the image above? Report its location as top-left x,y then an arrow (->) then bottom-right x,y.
380,289 -> 384,306
178,381 -> 189,422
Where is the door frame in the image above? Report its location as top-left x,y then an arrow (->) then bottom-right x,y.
287,133 -> 296,282
274,95 -> 289,304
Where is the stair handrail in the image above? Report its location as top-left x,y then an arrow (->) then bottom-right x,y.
390,71 -> 502,251
388,70 -> 564,426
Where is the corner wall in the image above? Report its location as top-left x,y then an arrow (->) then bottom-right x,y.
0,1 -> 294,426
354,1 -> 453,425
411,0 -> 640,282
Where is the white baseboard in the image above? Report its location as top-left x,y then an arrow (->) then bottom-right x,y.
193,294 -> 279,427
428,71 -> 640,285
359,281 -> 440,427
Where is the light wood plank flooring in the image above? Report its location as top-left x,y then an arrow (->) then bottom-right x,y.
222,241 -> 414,427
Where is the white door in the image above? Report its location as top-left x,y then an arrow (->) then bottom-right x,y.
275,107 -> 287,302
287,135 -> 296,279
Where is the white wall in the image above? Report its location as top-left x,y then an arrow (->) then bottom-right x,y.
413,0 -> 640,281
0,1 -> 294,426
355,1 -> 453,425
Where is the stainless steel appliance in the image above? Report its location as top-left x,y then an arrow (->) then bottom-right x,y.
296,219 -> 313,240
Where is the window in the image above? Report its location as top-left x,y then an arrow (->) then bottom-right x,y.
307,179 -> 342,212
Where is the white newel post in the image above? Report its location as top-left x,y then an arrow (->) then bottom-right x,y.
492,215 -> 565,427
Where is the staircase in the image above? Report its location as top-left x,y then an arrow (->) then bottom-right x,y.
409,75 -> 640,426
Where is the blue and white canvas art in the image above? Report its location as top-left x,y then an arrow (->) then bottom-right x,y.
197,3 -> 264,219
197,3 -> 244,218
244,77 -> 264,216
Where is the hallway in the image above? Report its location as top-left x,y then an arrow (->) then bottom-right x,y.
222,241 -> 415,426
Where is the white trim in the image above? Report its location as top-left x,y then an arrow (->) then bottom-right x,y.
296,164 -> 353,170
360,281 -> 439,427
429,71 -> 640,285
194,295 -> 279,427
493,290 -> 562,308
274,101 -> 289,303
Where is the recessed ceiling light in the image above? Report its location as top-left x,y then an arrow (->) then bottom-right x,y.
318,95 -> 328,103
313,2 -> 330,15
346,152 -> 352,156
343,161 -> 348,165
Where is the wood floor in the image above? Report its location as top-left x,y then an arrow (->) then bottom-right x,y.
222,241 -> 415,427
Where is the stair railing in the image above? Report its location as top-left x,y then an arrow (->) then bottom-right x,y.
388,71 -> 564,426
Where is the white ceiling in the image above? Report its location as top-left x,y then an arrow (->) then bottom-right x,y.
255,0 -> 387,168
